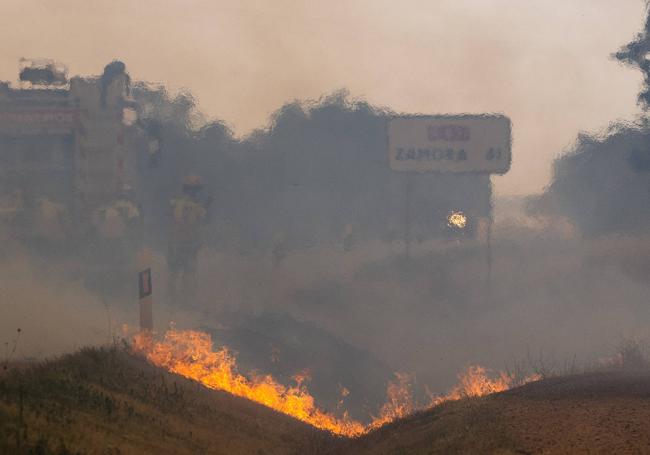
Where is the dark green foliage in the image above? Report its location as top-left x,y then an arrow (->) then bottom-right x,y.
542,127 -> 650,236
615,1 -> 650,108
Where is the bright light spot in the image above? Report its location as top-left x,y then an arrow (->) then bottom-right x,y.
447,211 -> 467,229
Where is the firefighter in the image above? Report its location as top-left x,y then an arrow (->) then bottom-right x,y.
167,175 -> 209,306
0,189 -> 24,226
88,183 -> 141,297
271,233 -> 287,267
32,197 -> 69,257
343,223 -> 355,252
93,184 -> 141,241
0,189 -> 24,249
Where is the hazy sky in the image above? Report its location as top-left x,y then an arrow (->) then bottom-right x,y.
0,0 -> 646,195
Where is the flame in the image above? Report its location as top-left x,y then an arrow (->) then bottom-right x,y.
367,372 -> 414,430
134,329 -> 539,437
292,369 -> 311,387
135,329 -> 365,436
429,365 -> 541,407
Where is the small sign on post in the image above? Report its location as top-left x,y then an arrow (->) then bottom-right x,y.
137,249 -> 153,342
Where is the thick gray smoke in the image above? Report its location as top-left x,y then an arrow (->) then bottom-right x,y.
133,87 -> 489,255
6,5 -> 650,420
124,75 -> 650,417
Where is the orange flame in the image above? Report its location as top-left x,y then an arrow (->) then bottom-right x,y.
428,365 -> 539,407
134,329 -> 539,437
367,372 -> 414,430
136,329 -> 365,436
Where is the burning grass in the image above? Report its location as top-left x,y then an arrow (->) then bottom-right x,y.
4,343 -> 650,454
135,328 -> 540,437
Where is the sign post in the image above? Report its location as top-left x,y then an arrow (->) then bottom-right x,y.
486,208 -> 493,297
387,115 -> 511,292
404,174 -> 413,258
137,249 -> 153,345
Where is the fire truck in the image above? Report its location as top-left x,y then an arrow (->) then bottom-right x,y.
0,59 -> 143,254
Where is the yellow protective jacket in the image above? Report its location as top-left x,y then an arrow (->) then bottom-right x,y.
34,198 -> 68,238
170,196 -> 207,244
0,192 -> 24,223
93,199 -> 140,239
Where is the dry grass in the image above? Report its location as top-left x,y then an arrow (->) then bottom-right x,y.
332,397 -> 517,455
0,344 -> 332,454
4,342 -> 650,454
338,370 -> 650,454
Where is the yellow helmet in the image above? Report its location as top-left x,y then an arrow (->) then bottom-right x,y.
120,182 -> 134,197
182,174 -> 203,198
183,175 -> 203,187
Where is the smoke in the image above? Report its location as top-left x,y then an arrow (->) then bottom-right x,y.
133,87 -> 490,256
5,3 -> 650,422
6,74 -> 650,420
0,249 -> 120,359
0,244 -> 204,360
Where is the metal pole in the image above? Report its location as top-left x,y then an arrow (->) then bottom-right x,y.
486,214 -> 492,298
405,174 -> 413,258
486,179 -> 493,301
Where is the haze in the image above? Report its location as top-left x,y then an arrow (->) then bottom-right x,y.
0,0 -> 644,195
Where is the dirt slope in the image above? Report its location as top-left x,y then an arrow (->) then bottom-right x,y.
338,371 -> 650,454
0,346 -> 331,455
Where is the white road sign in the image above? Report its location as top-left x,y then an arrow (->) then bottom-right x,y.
387,115 -> 511,174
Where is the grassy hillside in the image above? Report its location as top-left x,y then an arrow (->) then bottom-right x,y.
3,346 -> 650,454
338,371 -> 650,454
0,346 -> 331,454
